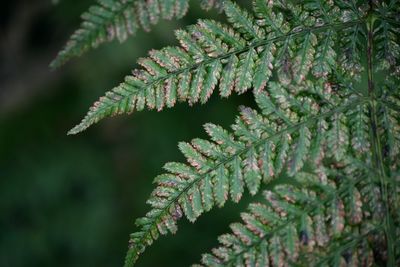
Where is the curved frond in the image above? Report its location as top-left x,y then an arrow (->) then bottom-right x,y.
124,80 -> 368,266
55,1 -> 400,266
68,0 -> 363,135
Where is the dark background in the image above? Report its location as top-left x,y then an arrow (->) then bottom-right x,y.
0,1 -> 256,266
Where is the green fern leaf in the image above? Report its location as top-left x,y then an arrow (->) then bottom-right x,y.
124,79 -> 368,266
374,1 -> 400,71
51,0 -> 226,68
56,0 -> 400,266
198,164 -> 386,266
68,0 -> 363,135
288,125 -> 311,176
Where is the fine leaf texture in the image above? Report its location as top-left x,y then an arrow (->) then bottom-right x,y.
51,0 -> 224,68
119,1 -> 400,266
59,0 -> 400,266
124,79 -> 371,266
68,0 -> 363,134
199,163 -> 385,266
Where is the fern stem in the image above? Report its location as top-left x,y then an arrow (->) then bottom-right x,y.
366,14 -> 395,266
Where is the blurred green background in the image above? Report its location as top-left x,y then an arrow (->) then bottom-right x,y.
0,1 -> 257,266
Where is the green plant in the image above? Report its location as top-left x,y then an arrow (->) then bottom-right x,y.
50,0 -> 223,68
54,0 -> 400,266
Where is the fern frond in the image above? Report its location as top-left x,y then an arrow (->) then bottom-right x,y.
55,1 -> 400,265
53,0 -> 400,266
124,80 -> 368,266
374,1 -> 400,72
347,104 -> 370,155
379,89 -> 400,168
198,163 -> 386,266
68,0 -> 363,134
51,0 -> 223,68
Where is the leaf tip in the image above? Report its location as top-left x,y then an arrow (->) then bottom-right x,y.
67,123 -> 85,135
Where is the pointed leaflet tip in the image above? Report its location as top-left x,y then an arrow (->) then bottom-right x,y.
67,118 -> 91,135
67,125 -> 84,135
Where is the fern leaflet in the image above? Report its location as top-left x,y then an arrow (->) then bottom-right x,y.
51,0 -> 224,68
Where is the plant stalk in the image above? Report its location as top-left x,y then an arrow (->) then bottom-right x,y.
366,9 -> 395,266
